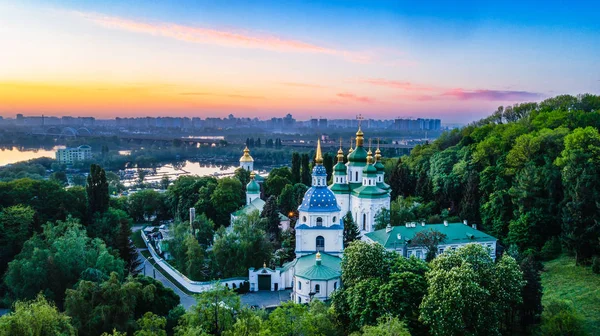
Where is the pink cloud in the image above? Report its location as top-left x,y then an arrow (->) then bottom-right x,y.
75,11 -> 370,63
362,78 -> 436,91
442,89 -> 543,101
336,92 -> 375,103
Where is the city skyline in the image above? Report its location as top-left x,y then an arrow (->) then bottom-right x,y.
1,0 -> 599,123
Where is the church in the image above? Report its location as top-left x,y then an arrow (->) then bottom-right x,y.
330,126 -> 391,233
246,126 -> 391,302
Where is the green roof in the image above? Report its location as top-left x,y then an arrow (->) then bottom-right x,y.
282,253 -> 341,281
362,164 -> 378,176
351,185 -> 388,198
232,198 -> 289,221
348,146 -> 368,164
329,183 -> 351,194
246,179 -> 260,193
334,162 -> 347,173
374,161 -> 385,171
365,223 -> 497,249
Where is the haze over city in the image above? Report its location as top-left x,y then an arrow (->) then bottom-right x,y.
1,0 -> 599,123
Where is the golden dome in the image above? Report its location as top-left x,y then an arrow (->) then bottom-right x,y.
367,148 -> 374,164
355,126 -> 364,147
239,146 -> 254,162
316,251 -> 321,260
337,147 -> 344,162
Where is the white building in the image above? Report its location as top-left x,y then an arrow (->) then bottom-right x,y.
363,221 -> 498,261
55,145 -> 92,164
248,140 -> 342,303
330,126 -> 391,234
239,146 -> 254,171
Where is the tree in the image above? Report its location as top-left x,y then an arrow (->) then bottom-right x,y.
185,235 -> 208,280
210,177 -> 244,227
409,229 -> 446,262
419,244 -> 524,336
332,241 -> 428,333
0,205 -> 35,275
50,170 -> 68,186
323,153 -> 334,182
301,153 -> 311,186
65,273 -> 179,336
212,212 -> 272,277
555,127 -> 600,264
261,195 -> 281,245
266,300 -> 339,336
193,213 -> 216,247
87,164 -> 110,219
373,208 -> 391,230
0,294 -> 76,336
291,152 -> 301,184
4,217 -> 125,306
177,283 -> 241,336
343,211 -> 360,248
519,256 -> 543,328
135,312 -> 167,336
128,189 -> 168,223
160,175 -> 170,190
357,316 -> 411,336
233,168 -> 250,188
264,167 -> 292,197
539,300 -> 585,336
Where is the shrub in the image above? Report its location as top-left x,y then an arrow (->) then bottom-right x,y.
540,237 -> 562,261
539,300 -> 585,336
592,257 -> 600,274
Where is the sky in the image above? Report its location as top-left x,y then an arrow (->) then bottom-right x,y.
0,0 -> 599,123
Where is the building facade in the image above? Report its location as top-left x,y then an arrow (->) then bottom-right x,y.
55,145 -> 92,164
363,221 -> 498,261
330,127 -> 391,234
248,141 -> 342,303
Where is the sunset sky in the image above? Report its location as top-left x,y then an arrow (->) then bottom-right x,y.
1,0 -> 599,122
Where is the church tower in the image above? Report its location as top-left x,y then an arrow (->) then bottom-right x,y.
295,140 -> 343,257
330,142 -> 350,215
246,172 -> 261,205
239,146 -> 254,171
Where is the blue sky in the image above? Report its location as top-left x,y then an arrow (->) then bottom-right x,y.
1,0 -> 598,122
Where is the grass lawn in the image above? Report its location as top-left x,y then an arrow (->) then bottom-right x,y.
130,230 -> 147,249
542,255 -> 600,335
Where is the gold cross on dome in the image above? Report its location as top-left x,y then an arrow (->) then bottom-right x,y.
356,114 -> 364,128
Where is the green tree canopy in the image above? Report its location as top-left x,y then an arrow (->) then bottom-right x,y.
0,294 -> 76,336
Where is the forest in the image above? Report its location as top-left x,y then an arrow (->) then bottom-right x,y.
0,94 -> 598,335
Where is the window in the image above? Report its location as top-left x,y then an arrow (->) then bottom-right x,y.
332,216 -> 337,223
316,217 -> 323,226
298,281 -> 302,290
316,236 -> 325,251
302,216 -> 307,223
315,284 -> 320,293
298,297 -> 302,303
355,171 -> 358,181
362,214 -> 367,230
416,250 -> 422,259
334,282 -> 337,290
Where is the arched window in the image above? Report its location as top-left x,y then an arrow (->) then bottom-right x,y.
298,281 -> 302,290
355,171 -> 358,181
316,236 -> 325,251
332,216 -> 337,223
362,214 -> 367,230
334,282 -> 337,290
316,217 -> 323,227
315,284 -> 320,293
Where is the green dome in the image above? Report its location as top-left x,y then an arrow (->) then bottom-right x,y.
247,179 -> 260,193
334,162 -> 347,173
363,163 -> 378,177
347,146 -> 368,164
374,161 -> 385,172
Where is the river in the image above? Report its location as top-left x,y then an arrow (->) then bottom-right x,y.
0,146 -> 60,166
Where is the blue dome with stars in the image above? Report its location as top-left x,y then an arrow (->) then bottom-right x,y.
298,186 -> 340,212
312,165 -> 327,176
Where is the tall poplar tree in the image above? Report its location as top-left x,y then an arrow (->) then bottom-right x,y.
300,153 -> 311,186
291,152 -> 301,184
86,164 -> 109,220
